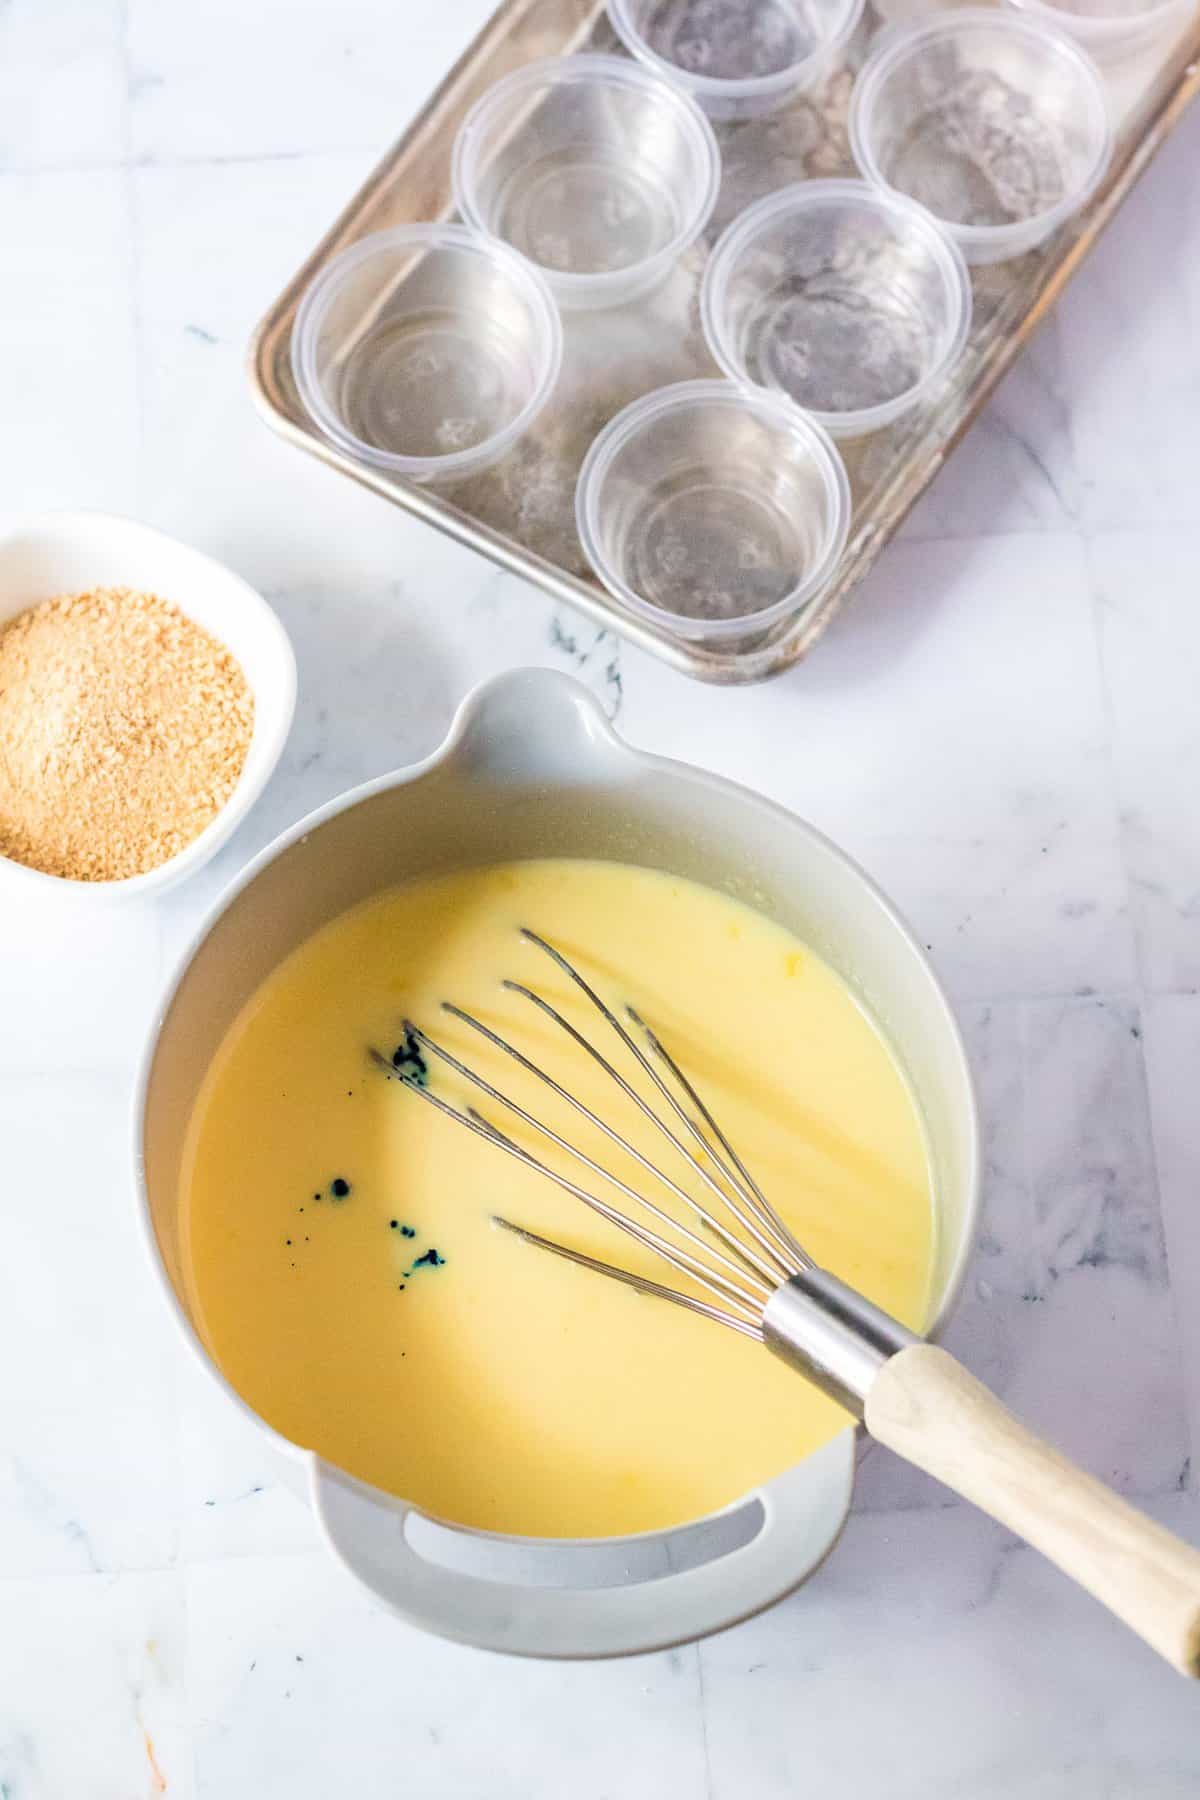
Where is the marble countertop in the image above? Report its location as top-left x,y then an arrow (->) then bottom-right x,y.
4,2 -> 1200,1792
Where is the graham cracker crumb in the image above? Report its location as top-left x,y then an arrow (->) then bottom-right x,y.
0,586 -> 255,882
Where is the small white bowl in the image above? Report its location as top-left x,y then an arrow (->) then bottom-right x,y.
0,511 -> 296,903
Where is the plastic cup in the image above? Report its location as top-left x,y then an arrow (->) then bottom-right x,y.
291,224 -> 562,485
575,379 -> 850,642
849,10 -> 1113,264
452,54 -> 720,309
701,179 -> 972,438
608,0 -> 866,118
1003,0 -> 1193,63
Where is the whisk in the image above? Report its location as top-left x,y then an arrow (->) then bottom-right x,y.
376,929 -> 1200,1678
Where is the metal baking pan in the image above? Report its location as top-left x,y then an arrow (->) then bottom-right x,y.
249,0 -> 1200,684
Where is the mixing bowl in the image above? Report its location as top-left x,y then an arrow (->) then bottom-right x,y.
135,668 -> 979,1656
452,55 -> 720,309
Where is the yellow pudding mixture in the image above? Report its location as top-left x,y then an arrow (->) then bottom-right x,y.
181,859 -> 934,1537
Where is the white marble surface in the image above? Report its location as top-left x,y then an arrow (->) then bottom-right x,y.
3,2 -> 1200,1792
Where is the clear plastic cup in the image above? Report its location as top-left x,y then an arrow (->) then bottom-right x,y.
849,10 -> 1113,265
608,0 -> 867,118
701,179 -> 972,438
575,379 -> 850,642
1003,0 -> 1193,62
452,55 -> 720,309
291,224 -> 562,485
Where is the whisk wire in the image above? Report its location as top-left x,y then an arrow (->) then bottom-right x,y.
490,981 -> 790,1287
378,931 -> 818,1334
517,932 -> 804,1280
464,1107 -> 766,1325
370,1048 -> 760,1320
381,1033 -> 769,1315
489,1214 -> 764,1340
444,994 -> 777,1286
626,1006 -> 813,1274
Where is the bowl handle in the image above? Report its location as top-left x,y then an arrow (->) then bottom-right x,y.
310,1431 -> 854,1657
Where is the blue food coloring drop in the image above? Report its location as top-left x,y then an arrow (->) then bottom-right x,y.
391,1028 -> 428,1087
408,1247 -> 445,1272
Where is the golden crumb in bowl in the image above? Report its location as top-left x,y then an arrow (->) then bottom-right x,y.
0,585 -> 254,882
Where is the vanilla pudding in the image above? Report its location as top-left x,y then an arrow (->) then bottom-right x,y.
181,858 -> 934,1537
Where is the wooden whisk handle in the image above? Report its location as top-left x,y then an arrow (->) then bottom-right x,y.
763,1273 -> 1200,1678
864,1344 -> 1200,1679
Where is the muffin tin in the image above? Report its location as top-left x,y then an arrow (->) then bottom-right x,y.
250,0 -> 1200,683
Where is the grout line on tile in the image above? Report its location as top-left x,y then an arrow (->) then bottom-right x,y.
0,1541 -> 326,1589
118,0 -> 149,509
1141,997 -> 1200,1491
1080,531 -> 1149,1001
694,1641 -> 716,1800
0,145 -> 381,181
1118,987 -> 1185,1328
1077,533 -> 1197,1477
899,524 -> 1076,546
